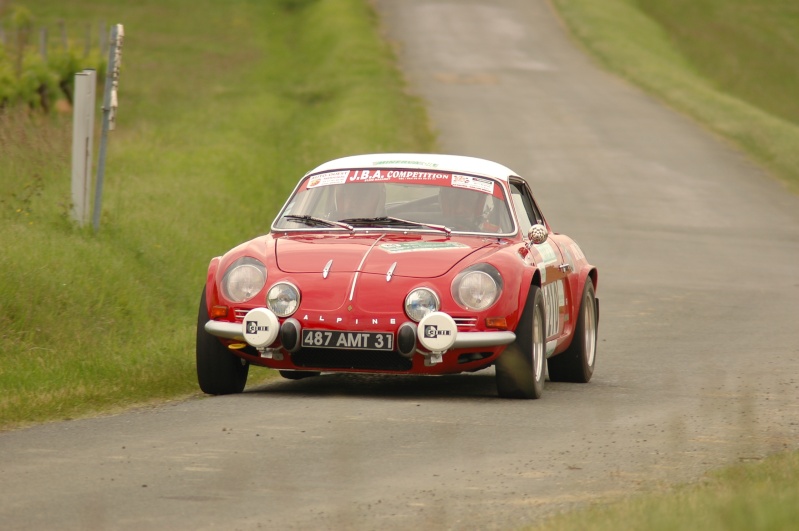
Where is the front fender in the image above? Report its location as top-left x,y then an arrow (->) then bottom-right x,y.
204,256 -> 222,313
514,265 -> 541,329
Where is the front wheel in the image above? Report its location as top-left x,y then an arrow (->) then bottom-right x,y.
548,279 -> 597,383
495,285 -> 546,399
196,287 -> 249,394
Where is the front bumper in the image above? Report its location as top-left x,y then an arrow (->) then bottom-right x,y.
204,319 -> 515,350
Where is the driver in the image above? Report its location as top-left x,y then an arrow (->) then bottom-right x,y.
334,183 -> 386,220
439,186 -> 488,231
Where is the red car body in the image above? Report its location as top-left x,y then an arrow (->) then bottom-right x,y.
197,154 -> 598,398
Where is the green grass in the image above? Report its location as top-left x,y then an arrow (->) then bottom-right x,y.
636,0 -> 799,126
552,0 -> 799,192
0,0 -> 433,430
531,451 -> 799,531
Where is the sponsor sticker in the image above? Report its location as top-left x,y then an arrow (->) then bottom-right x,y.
306,170 -> 349,189
563,247 -> 575,272
533,242 -> 558,265
424,324 -> 452,339
348,169 -> 392,182
570,242 -> 585,262
542,280 -> 564,337
245,321 -> 269,335
451,174 -> 495,194
546,340 -> 557,356
372,159 -> 440,168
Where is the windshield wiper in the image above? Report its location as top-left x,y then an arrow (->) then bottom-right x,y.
338,216 -> 451,235
282,215 -> 353,230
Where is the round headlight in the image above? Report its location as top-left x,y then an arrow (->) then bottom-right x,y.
404,288 -> 440,322
222,257 -> 267,303
267,282 -> 301,317
452,265 -> 502,311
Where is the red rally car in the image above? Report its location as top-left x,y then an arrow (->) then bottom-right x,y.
197,153 -> 598,399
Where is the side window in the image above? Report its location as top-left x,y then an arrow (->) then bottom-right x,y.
509,180 -> 540,236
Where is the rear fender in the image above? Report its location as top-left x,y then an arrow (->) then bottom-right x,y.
560,266 -> 598,351
574,266 -> 597,315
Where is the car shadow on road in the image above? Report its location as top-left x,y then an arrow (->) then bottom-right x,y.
244,370 -> 501,401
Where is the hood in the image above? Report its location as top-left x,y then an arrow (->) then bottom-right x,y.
275,234 -> 492,278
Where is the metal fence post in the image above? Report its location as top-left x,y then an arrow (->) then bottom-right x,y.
70,69 -> 96,227
93,24 -> 123,232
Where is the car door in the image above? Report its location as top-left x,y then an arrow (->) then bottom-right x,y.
508,178 -> 572,350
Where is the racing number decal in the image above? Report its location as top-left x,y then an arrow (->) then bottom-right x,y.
542,280 -> 564,338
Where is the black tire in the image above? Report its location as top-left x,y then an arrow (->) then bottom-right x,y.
279,370 -> 320,380
196,287 -> 249,394
548,279 -> 597,383
495,285 -> 546,399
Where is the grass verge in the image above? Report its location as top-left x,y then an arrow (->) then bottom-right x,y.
551,0 -> 799,192
531,452 -> 799,531
0,0 -> 433,430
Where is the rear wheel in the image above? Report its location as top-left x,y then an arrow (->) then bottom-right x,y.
495,285 -> 545,399
548,279 -> 597,383
196,288 -> 249,394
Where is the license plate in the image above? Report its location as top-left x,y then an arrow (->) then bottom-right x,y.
301,329 -> 394,351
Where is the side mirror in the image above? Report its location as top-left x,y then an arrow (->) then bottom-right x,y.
528,224 -> 548,245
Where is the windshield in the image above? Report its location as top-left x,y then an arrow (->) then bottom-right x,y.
273,169 -> 515,234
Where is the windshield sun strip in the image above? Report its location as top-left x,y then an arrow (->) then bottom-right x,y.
272,171 -> 520,236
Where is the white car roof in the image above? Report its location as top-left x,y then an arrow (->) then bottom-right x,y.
306,153 -> 520,182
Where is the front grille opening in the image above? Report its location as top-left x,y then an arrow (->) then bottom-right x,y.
291,348 -> 412,372
457,352 -> 491,364
453,316 -> 477,330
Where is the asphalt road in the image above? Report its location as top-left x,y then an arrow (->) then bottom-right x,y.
2,1 -> 799,529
